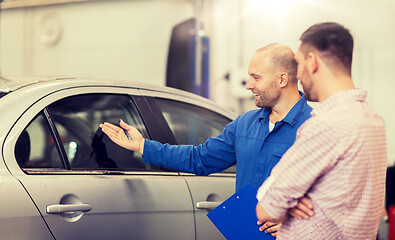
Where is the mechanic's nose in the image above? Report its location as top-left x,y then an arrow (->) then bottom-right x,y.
245,77 -> 254,90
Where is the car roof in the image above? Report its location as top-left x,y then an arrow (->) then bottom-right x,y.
0,76 -> 46,94
0,75 -> 197,99
0,75 -> 178,94
0,75 -> 236,118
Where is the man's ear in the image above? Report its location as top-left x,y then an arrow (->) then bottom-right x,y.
307,52 -> 318,74
279,73 -> 289,88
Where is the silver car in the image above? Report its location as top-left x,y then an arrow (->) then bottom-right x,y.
0,76 -> 236,240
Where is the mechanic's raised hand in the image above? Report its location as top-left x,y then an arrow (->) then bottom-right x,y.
100,120 -> 145,154
288,196 -> 314,220
257,220 -> 281,237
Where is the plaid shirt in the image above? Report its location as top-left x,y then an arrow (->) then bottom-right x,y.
257,89 -> 387,239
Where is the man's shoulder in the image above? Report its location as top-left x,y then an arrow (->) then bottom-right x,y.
230,108 -> 265,126
237,108 -> 265,119
291,98 -> 313,126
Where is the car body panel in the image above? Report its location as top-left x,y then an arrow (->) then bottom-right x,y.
183,175 -> 235,240
9,173 -> 195,239
0,170 -> 54,239
0,77 -> 237,239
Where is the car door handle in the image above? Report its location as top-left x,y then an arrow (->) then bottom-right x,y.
46,203 -> 92,214
196,201 -> 222,210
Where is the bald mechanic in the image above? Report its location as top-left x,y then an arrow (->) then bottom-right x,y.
101,43 -> 313,236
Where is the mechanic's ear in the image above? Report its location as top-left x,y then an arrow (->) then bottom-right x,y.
279,73 -> 289,88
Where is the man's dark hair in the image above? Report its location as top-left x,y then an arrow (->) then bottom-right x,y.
300,22 -> 354,73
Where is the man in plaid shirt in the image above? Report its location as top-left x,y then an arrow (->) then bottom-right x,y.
256,22 -> 387,239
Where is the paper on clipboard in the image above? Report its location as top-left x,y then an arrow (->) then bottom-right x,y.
207,184 -> 276,240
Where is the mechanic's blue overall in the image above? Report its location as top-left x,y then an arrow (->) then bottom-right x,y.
143,92 -> 312,191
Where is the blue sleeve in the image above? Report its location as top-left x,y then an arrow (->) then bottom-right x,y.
142,119 -> 238,175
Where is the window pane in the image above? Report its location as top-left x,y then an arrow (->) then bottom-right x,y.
15,112 -> 64,169
155,98 -> 236,173
47,94 -> 156,171
156,99 -> 230,145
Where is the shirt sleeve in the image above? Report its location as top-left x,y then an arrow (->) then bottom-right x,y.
257,119 -> 340,220
142,118 -> 238,175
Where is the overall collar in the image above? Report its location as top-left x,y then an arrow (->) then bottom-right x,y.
258,91 -> 309,127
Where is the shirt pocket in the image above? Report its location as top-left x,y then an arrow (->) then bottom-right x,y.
267,147 -> 289,172
272,145 -> 290,159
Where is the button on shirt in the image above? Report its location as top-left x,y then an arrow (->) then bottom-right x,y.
257,89 -> 387,239
142,92 -> 312,191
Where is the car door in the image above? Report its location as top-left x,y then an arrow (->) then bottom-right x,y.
0,164 -> 54,239
141,90 -> 237,240
4,88 -> 195,240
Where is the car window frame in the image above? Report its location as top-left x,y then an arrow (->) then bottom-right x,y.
5,86 -> 182,177
152,97 -> 232,145
139,90 -> 237,175
130,95 -> 177,145
139,90 -> 235,146
29,94 -> 170,173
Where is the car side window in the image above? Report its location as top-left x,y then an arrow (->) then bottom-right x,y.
155,98 -> 236,173
155,98 -> 231,145
16,94 -> 159,171
15,112 -> 64,169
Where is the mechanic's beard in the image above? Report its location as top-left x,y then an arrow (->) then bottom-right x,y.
255,92 -> 277,109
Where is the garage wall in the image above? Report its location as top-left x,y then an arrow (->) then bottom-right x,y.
0,0 -> 194,85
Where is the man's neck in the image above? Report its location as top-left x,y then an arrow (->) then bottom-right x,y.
270,90 -> 301,123
318,75 -> 355,102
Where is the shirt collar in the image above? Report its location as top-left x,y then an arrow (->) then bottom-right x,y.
311,88 -> 367,117
257,108 -> 271,122
258,91 -> 309,127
